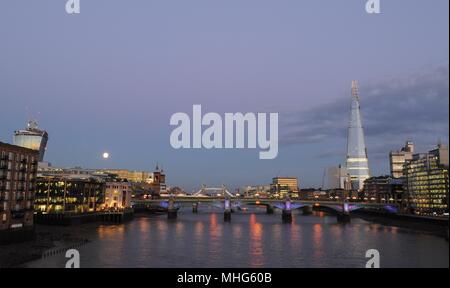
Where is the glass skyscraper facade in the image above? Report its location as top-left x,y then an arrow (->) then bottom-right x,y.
35,175 -> 105,213
13,120 -> 48,162
346,81 -> 370,191
390,141 -> 414,178
404,144 -> 449,216
270,177 -> 299,199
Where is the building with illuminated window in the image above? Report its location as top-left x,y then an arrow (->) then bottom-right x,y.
271,177 -> 299,199
241,185 -> 271,198
13,120 -> 48,162
363,176 -> 404,205
103,180 -> 132,210
150,165 -> 167,195
98,169 -> 153,183
346,81 -> 370,191
404,144 -> 449,216
35,175 -> 105,213
390,141 -> 414,178
0,142 -> 39,244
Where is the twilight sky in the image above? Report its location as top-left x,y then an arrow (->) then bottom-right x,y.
0,0 -> 448,191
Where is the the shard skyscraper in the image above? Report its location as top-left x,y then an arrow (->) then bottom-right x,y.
346,81 -> 370,191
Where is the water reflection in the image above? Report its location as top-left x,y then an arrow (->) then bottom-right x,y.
156,220 -> 168,243
208,213 -> 222,264
316,211 -> 326,218
232,224 -> 242,239
96,225 -> 126,266
192,221 -> 205,261
194,221 -> 204,239
249,214 -> 264,267
98,225 -> 125,241
26,209 -> 449,268
289,217 -> 301,254
175,221 -> 185,237
312,224 -> 324,265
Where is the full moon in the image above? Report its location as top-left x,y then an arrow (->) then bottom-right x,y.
102,152 -> 110,159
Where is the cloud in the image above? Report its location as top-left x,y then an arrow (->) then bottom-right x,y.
281,64 -> 449,157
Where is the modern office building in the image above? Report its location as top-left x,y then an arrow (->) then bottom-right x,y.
345,81 -> 370,191
104,180 -> 132,210
35,175 -> 105,213
404,144 -> 449,216
390,141 -> 414,178
363,176 -> 404,204
299,188 -> 328,201
241,185 -> 271,198
98,169 -> 153,183
324,165 -> 352,190
0,142 -> 39,244
271,177 -> 299,199
38,165 -> 95,176
13,120 -> 49,162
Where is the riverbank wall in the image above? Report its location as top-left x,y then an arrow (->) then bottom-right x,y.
352,209 -> 449,239
34,210 -> 134,226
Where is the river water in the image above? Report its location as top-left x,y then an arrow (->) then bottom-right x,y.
26,206 -> 449,268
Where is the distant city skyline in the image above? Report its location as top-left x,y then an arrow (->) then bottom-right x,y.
1,0 -> 448,191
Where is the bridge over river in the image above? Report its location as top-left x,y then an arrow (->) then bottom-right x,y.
132,197 -> 399,223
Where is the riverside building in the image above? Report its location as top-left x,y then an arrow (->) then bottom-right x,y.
98,169 -> 153,183
0,142 -> 39,244
35,175 -> 105,213
104,180 -> 132,210
404,144 -> 449,216
363,176 -> 404,204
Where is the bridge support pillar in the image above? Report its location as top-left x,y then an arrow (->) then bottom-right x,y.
282,198 -> 293,223
192,203 -> 198,213
266,205 -> 274,214
282,209 -> 292,223
167,198 -> 177,220
337,212 -> 351,223
224,210 -> 231,222
337,201 -> 351,223
302,205 -> 313,215
224,198 -> 231,222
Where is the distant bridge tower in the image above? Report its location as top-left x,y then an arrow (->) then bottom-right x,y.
193,184 -> 234,198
